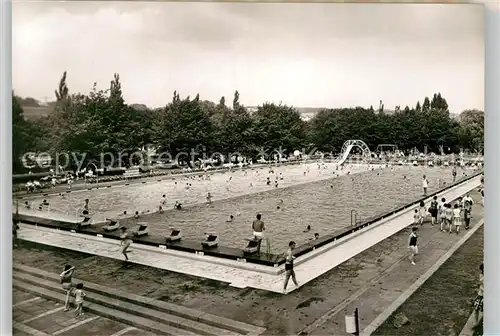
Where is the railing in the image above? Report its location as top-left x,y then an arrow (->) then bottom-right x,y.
350,209 -> 360,226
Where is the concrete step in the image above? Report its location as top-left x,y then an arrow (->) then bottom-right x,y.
13,271 -> 240,336
13,279 -> 202,336
13,264 -> 265,335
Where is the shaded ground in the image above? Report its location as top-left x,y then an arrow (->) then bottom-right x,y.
373,226 -> 484,336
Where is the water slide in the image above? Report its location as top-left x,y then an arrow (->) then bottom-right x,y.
335,140 -> 372,165
336,145 -> 354,165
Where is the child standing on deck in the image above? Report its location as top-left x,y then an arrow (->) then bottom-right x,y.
453,203 -> 462,234
429,196 -> 438,225
408,227 -> 419,265
464,202 -> 472,230
439,198 -> 447,231
445,203 -> 454,233
413,209 -> 419,226
418,201 -> 426,225
73,283 -> 86,316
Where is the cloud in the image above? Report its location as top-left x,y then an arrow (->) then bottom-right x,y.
12,2 -> 484,112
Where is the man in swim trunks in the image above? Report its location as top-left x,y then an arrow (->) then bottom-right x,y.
252,214 -> 265,255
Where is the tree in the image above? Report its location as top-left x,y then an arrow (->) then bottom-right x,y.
233,90 -> 240,110
458,109 -> 484,152
55,71 -> 69,101
13,71 -> 482,174
12,93 -> 29,171
422,97 -> 431,112
415,101 -> 421,112
253,103 -> 306,157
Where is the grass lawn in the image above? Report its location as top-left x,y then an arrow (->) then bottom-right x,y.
373,226 -> 483,336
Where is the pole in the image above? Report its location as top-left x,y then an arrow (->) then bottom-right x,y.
354,308 -> 360,336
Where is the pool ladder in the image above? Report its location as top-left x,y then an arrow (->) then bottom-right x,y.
351,209 -> 362,226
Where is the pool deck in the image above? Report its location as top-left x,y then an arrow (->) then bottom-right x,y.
13,189 -> 485,335
17,175 -> 481,295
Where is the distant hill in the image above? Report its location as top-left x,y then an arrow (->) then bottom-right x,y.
21,105 -> 52,119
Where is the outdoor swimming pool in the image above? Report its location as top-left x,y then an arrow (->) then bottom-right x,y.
28,163 -> 477,253
34,162 -> 373,217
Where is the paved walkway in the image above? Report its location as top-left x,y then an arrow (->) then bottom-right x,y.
301,190 -> 484,335
17,175 -> 480,295
14,190 -> 484,335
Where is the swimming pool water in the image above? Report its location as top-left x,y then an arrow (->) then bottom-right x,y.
34,163 -> 475,253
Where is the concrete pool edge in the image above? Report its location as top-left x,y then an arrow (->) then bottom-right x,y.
16,174 -> 481,293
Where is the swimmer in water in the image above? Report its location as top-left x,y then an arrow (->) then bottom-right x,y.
266,177 -> 271,185
134,211 -> 140,219
314,233 -> 319,240
303,225 -> 311,232
206,192 -> 212,205
174,201 -> 182,210
226,215 -> 234,222
275,180 -> 278,188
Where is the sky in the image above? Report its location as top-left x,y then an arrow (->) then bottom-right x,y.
13,1 -> 484,113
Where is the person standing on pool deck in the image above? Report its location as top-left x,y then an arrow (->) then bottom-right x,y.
452,166 -> 457,183
464,201 -> 472,230
463,193 -> 474,207
252,214 -> 265,255
422,175 -> 428,196
439,198 -> 447,231
60,264 -> 75,311
412,209 -> 419,226
283,241 -> 299,293
120,227 -> 133,261
408,227 -> 418,265
445,203 -> 454,233
429,196 -> 438,225
418,201 -> 427,225
452,203 -> 462,234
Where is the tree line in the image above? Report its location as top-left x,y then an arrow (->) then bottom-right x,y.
12,72 -> 484,173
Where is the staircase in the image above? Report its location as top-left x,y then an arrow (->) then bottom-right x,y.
12,264 -> 266,336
